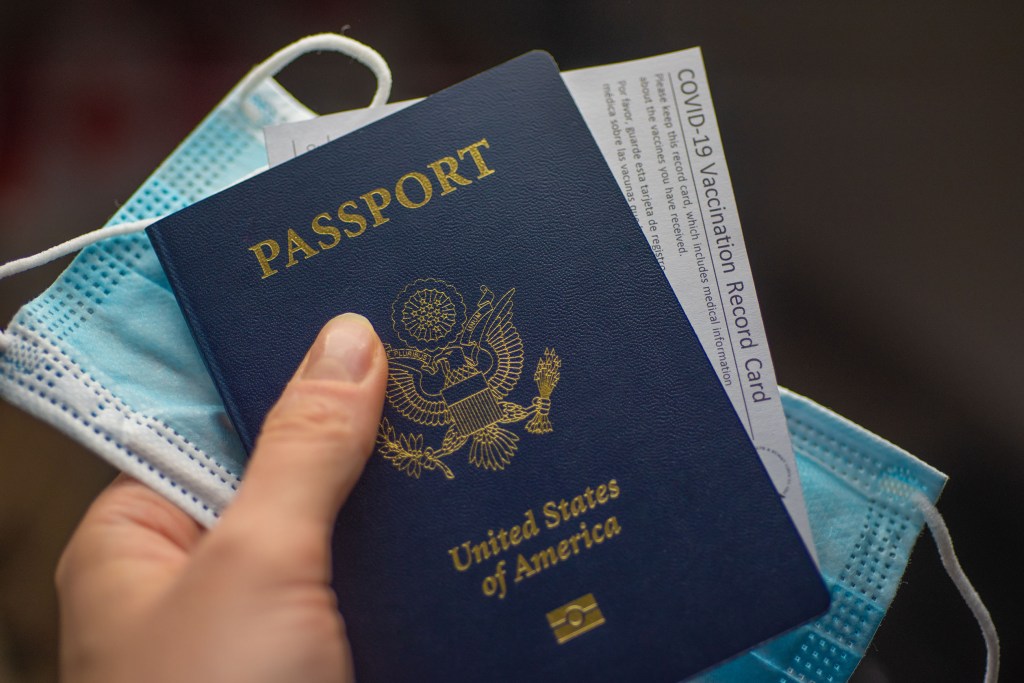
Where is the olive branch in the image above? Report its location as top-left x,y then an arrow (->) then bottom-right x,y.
377,418 -> 459,480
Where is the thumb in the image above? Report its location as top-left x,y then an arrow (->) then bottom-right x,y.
220,312 -> 387,543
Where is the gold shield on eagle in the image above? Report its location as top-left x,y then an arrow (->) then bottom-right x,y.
377,278 -> 561,479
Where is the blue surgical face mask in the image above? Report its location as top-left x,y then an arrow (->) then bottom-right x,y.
0,34 -> 392,525
0,35 -> 996,683
697,389 -> 954,682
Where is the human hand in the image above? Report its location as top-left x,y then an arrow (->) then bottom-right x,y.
56,313 -> 387,683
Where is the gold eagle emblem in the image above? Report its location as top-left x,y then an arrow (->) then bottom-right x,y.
377,278 -> 561,479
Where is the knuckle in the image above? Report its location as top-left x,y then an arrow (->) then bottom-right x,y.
208,521 -> 327,576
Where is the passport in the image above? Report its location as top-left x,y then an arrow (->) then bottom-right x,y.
147,52 -> 829,682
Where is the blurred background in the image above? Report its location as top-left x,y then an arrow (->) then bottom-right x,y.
1,1 -> 1020,681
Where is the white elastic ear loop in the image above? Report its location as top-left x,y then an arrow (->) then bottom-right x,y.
234,32 -> 392,122
0,161 -> 264,354
0,33 -> 393,354
912,492 -> 1000,683
0,219 -> 157,283
0,218 -> 154,353
0,161 -> 271,291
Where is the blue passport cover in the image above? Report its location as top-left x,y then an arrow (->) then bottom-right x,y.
147,52 -> 828,682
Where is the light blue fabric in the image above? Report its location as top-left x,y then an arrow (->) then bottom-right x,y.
0,73 -> 946,683
0,78 -> 312,523
696,389 -> 946,682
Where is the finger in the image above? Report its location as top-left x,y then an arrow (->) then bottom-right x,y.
218,313 -> 387,547
66,473 -> 205,556
57,474 -> 203,624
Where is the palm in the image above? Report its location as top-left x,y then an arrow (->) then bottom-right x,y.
58,476 -> 354,683
57,313 -> 387,683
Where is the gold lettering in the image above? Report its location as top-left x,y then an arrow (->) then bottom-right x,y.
247,239 -> 280,279
311,212 -> 341,250
427,156 -> 473,195
360,188 -> 392,227
503,513 -> 620,589
531,547 -> 559,572
448,542 -> 472,572
595,484 -> 608,504
578,522 -> 593,548
605,516 -> 621,538
514,553 -> 535,582
457,138 -> 496,179
395,171 -> 433,209
522,509 -> 540,539
250,138 -> 502,281
568,534 -> 582,554
608,479 -> 620,499
285,229 -> 318,267
542,500 -> 561,529
470,540 -> 492,564
338,200 -> 368,238
570,495 -> 587,517
486,529 -> 501,555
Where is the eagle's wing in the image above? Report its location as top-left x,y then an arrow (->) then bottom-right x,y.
387,363 -> 450,427
481,288 -> 524,399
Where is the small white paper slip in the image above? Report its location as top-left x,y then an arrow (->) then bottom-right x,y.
263,49 -> 818,563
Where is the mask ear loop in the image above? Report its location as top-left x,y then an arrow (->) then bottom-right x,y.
0,33 -> 392,354
235,32 -> 391,122
912,492 -> 1000,683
